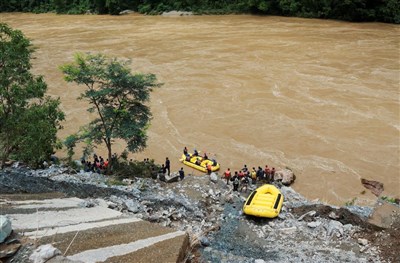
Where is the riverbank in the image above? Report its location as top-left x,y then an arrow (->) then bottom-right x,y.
1,165 -> 399,262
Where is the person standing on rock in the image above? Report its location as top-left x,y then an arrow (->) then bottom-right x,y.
264,165 -> 271,183
240,175 -> 249,193
270,167 -> 276,182
232,171 -> 240,191
165,157 -> 170,176
179,167 -> 185,180
256,166 -> 264,182
224,168 -> 231,185
206,162 -> 212,175
251,167 -> 257,183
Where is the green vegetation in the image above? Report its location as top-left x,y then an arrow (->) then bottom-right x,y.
0,23 -> 65,168
0,0 -> 399,23
381,195 -> 398,205
60,53 -> 161,172
344,197 -> 357,206
113,158 -> 159,180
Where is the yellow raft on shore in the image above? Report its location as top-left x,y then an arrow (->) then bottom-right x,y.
243,184 -> 284,218
179,154 -> 220,173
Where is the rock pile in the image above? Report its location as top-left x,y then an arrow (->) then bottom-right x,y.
1,165 -> 398,262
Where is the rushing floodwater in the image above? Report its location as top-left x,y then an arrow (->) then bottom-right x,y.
1,13 -> 399,205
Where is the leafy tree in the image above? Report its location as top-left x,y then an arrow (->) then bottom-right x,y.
0,23 -> 65,168
60,53 -> 161,172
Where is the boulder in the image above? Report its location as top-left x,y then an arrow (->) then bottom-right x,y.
0,216 -> 12,243
297,210 -> 316,221
124,199 -> 140,213
119,10 -> 135,15
199,236 -> 210,247
0,239 -> 21,259
162,11 -> 193,16
29,244 -> 61,263
307,221 -> 321,228
326,220 -> 344,237
274,168 -> 296,186
358,238 -> 368,246
165,173 -> 180,183
210,173 -> 218,183
361,178 -> 384,197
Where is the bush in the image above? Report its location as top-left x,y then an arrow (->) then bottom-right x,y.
113,158 -> 160,180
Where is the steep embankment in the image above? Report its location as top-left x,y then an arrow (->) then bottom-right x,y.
1,166 -> 399,262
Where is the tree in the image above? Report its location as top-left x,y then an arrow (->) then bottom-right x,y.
0,23 -> 65,168
60,53 -> 161,172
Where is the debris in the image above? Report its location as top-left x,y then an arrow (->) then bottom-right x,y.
0,216 -> 12,243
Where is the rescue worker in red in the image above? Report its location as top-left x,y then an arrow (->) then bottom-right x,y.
224,168 -> 231,184
206,162 -> 212,175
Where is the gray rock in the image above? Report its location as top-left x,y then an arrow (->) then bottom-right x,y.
199,236 -> 210,247
29,244 -> 61,263
274,168 -> 295,186
107,201 -> 118,209
307,221 -> 321,228
0,216 -> 12,243
328,211 -> 340,219
210,173 -> 218,183
79,200 -> 95,208
165,173 -> 180,183
124,199 -> 140,213
326,220 -> 344,237
148,214 -> 160,222
224,193 -> 234,204
279,226 -> 297,234
119,10 -> 135,15
343,223 -> 354,233
297,210 -> 316,221
255,260 -> 266,263
358,238 -> 368,246
162,11 -> 193,16
345,205 -> 373,219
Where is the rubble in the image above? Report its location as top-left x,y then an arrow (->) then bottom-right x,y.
0,216 -> 12,243
1,165 -> 399,262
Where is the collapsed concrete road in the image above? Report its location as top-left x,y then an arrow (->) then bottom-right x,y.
1,196 -> 189,263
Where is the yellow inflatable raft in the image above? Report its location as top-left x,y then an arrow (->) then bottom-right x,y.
243,184 -> 284,218
180,154 -> 220,173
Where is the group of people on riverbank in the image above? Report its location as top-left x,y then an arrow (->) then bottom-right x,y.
81,154 -> 110,173
223,164 -> 276,192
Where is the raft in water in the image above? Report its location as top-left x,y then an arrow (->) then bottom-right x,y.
179,154 -> 220,173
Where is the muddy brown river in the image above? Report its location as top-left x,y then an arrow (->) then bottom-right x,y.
1,13 -> 399,205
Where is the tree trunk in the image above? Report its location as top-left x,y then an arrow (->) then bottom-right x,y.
106,139 -> 112,175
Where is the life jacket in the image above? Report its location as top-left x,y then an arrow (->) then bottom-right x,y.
224,170 -> 231,178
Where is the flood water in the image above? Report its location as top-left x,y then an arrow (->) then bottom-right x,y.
1,13 -> 399,205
